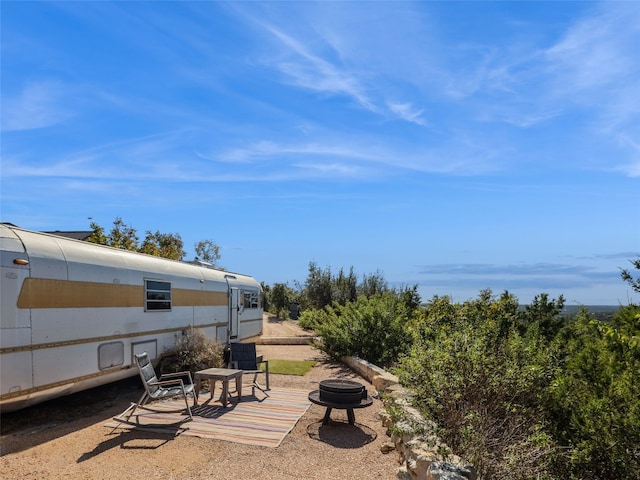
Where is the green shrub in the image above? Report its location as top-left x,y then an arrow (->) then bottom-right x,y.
313,292 -> 414,367
548,306 -> 640,479
298,307 -> 329,331
160,326 -> 224,375
397,291 -> 560,480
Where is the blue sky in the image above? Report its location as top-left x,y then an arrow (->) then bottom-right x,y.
2,1 -> 639,306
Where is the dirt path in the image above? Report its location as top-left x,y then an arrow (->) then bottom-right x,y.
261,314 -> 311,337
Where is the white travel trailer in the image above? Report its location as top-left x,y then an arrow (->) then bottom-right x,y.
0,224 -> 263,412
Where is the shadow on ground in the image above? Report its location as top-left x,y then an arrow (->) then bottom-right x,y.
77,427 -> 179,463
306,421 -> 377,448
0,377 -> 141,454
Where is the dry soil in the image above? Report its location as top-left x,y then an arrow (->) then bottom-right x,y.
0,317 -> 400,479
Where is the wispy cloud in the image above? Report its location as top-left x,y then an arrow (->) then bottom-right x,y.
419,263 -> 594,276
416,261 -> 622,293
212,134 -> 505,178
544,3 -> 638,94
2,81 -> 74,131
542,2 -> 640,167
234,4 -> 440,127
215,140 -> 373,164
387,102 -> 427,126
228,2 -> 636,178
577,252 -> 640,261
294,162 -> 362,177
2,131 -> 191,180
258,22 -> 376,112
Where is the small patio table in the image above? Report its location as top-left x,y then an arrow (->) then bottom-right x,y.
194,368 -> 243,407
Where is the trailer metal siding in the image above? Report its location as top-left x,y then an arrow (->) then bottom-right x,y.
0,224 -> 263,412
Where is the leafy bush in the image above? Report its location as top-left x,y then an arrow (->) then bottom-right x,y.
396,290 -> 640,479
295,256 -> 640,478
312,292 -> 415,367
548,306 -> 640,479
397,291 -> 560,480
160,327 -> 224,375
298,307 -> 330,331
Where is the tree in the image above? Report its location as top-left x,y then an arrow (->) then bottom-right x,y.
107,217 -> 139,251
86,217 -> 204,262
332,266 -> 358,305
139,231 -> 185,260
396,284 -> 422,311
270,283 -> 291,319
621,256 -> 640,296
260,282 -> 271,313
194,239 -> 222,268
303,262 -> 333,310
86,218 -> 107,245
358,269 -> 388,298
521,292 -> 565,341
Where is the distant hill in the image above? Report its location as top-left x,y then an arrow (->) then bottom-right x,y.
561,305 -> 620,315
560,305 -> 621,321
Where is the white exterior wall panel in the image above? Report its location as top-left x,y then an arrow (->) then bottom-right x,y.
1,225 -> 263,412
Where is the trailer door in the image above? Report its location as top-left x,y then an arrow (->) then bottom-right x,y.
1,227 -> 34,403
229,287 -> 240,340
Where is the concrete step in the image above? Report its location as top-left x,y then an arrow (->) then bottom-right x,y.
255,336 -> 319,345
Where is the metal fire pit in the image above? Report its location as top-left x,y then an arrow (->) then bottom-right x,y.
309,379 -> 373,425
319,379 -> 366,404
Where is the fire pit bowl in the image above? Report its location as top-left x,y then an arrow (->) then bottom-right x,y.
319,379 -> 366,405
309,379 -> 373,425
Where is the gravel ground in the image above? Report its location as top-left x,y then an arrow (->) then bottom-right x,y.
0,318 -> 400,479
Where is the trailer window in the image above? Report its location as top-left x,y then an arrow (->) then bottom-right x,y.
243,290 -> 260,309
145,280 -> 171,311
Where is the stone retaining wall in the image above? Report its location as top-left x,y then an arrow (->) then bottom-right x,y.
341,356 -> 476,480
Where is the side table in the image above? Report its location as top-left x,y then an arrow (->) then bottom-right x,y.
194,368 -> 243,407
